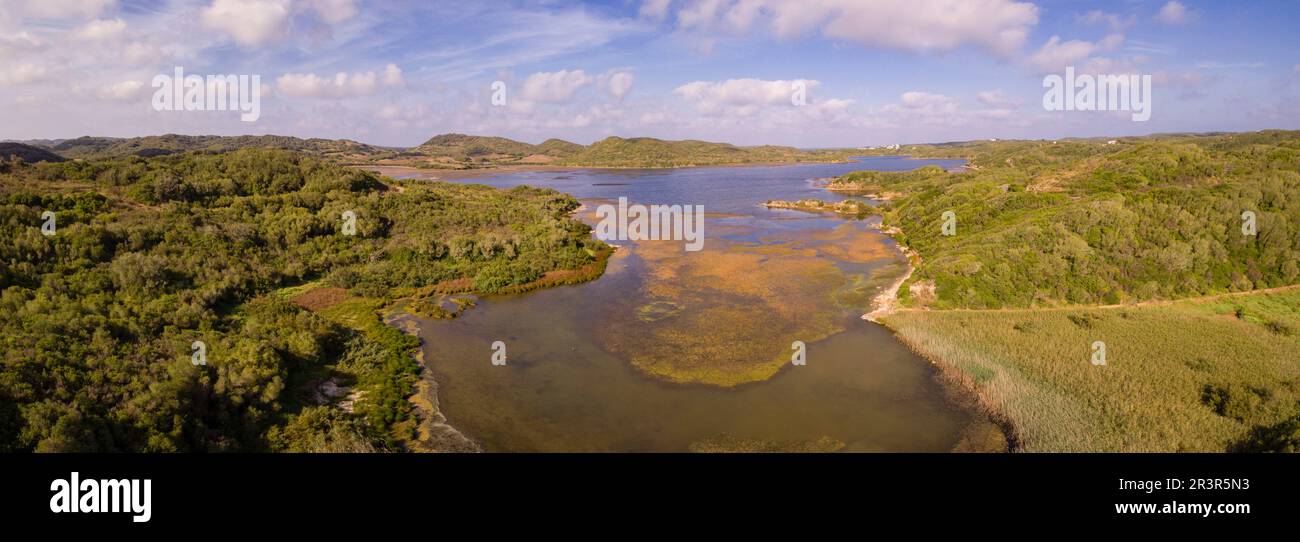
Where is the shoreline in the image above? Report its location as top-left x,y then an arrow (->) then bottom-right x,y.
385,315 -> 481,452
384,207 -> 615,451
863,225 -> 1022,452
861,225 -> 917,323
356,158 -> 855,180
802,173 -> 1019,451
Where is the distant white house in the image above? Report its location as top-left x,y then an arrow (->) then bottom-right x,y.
1106,140 -> 1118,145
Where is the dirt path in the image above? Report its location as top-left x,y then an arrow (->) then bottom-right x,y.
861,227 -> 918,323
861,261 -> 913,323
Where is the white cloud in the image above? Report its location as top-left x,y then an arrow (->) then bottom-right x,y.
0,63 -> 48,86
376,104 -> 400,120
200,0 -> 292,47
10,0 -> 114,20
868,90 -> 1022,129
658,0 -> 1039,57
898,91 -> 958,112
305,0 -> 356,24
1078,10 -> 1134,31
121,42 -> 162,65
276,65 -> 404,98
672,78 -> 853,124
95,80 -> 144,101
976,89 -> 1020,109
382,64 -> 404,86
72,18 -> 126,41
0,31 -> 48,57
1157,1 -> 1190,25
599,70 -> 634,100
519,69 -> 593,103
675,78 -> 818,115
1026,34 -> 1124,74
639,0 -> 672,21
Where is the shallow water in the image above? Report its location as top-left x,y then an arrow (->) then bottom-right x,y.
397,157 -> 1001,452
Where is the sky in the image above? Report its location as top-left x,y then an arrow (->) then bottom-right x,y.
1,0 -> 1299,147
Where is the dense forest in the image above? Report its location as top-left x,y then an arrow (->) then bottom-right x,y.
0,149 -> 605,452
831,131 -> 1300,309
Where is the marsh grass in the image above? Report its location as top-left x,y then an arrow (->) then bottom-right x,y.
882,288 -> 1300,451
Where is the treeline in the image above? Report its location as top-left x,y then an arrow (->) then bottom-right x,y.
557,136 -> 851,168
0,149 -> 605,452
833,131 -> 1300,308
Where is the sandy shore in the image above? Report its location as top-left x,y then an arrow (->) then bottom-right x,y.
862,228 -> 917,323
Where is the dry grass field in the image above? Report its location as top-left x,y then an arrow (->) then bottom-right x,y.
882,287 -> 1300,451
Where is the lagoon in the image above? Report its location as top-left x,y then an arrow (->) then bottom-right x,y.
391,157 -> 1003,452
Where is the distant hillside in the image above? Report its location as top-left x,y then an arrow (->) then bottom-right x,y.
16,132 -> 853,169
408,133 -> 582,166
556,136 -> 851,167
0,142 -> 66,163
7,139 -> 68,148
415,133 -> 542,162
536,138 -> 584,157
46,134 -> 390,161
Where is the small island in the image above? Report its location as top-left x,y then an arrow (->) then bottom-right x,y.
763,198 -> 876,218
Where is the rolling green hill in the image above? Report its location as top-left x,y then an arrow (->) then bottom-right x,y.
557,136 -> 850,167
824,130 -> 1300,452
0,142 -> 66,163
44,134 -> 390,161
831,131 -> 1300,309
0,149 -> 606,452
410,133 -> 582,165
24,133 -> 854,169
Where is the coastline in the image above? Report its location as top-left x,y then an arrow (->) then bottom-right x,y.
755,186 -> 1016,451
383,211 -> 615,452
799,173 -> 1019,451
862,224 -> 1022,452
386,315 -> 481,452
861,225 -> 917,323
357,158 -> 854,180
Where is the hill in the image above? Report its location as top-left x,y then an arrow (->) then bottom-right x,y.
45,134 -> 390,161
556,136 -> 850,167
20,133 -> 855,169
408,133 -> 581,165
821,130 -> 1300,452
0,142 -> 66,163
0,149 -> 607,452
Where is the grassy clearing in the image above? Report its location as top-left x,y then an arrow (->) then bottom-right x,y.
881,287 -> 1300,452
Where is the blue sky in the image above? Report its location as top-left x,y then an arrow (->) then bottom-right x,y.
2,0 -> 1298,147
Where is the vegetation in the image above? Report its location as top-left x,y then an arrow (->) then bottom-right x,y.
0,143 -> 66,164
764,198 -> 875,218
0,149 -> 605,452
557,136 -> 852,168
37,134 -> 388,162
21,133 -> 855,169
410,133 -> 581,166
832,131 -> 1300,309
832,131 -> 1300,451
882,288 -> 1300,452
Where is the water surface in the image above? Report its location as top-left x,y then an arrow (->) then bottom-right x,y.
396,157 -> 1002,452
